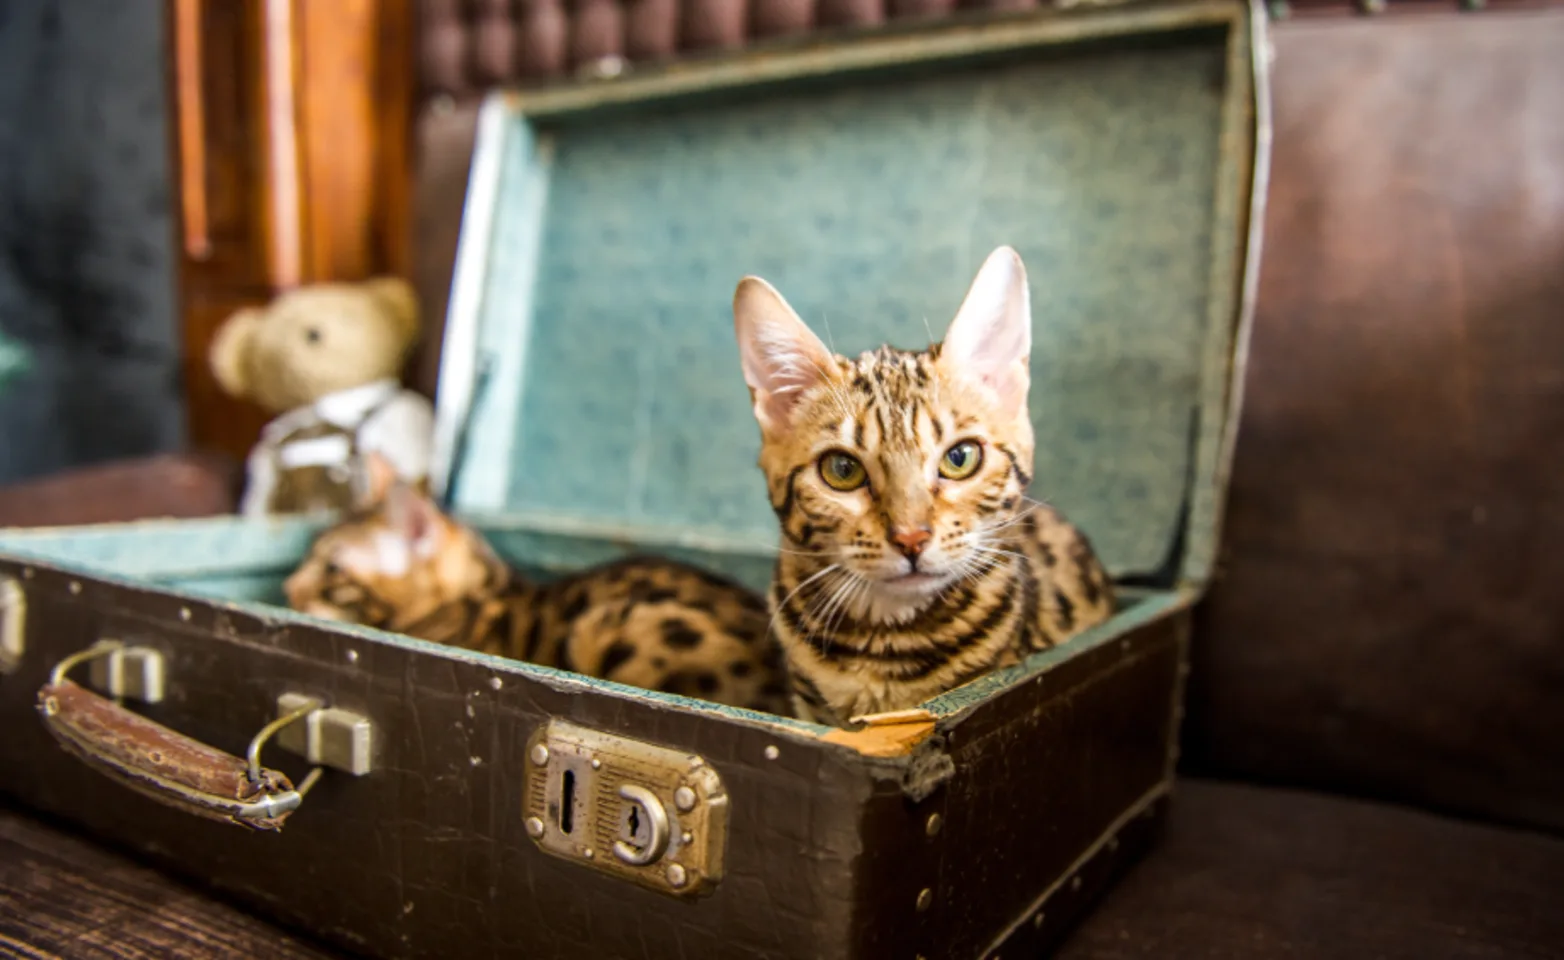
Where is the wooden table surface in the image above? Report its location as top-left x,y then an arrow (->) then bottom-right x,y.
0,802 -> 338,960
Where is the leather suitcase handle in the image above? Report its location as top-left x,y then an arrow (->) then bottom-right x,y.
36,642 -> 320,832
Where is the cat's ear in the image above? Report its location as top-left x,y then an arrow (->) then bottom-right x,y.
940,246 -> 1032,414
354,451 -> 399,512
733,276 -> 837,434
384,482 -> 445,557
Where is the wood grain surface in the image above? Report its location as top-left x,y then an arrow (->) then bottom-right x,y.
0,803 -> 339,960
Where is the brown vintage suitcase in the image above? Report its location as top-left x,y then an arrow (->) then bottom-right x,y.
0,3 -> 1268,956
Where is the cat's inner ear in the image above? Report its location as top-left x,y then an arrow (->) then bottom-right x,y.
384,482 -> 445,558
355,450 -> 398,512
733,276 -> 837,433
939,246 -> 1032,414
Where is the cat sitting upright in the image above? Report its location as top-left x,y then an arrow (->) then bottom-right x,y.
732,246 -> 1115,727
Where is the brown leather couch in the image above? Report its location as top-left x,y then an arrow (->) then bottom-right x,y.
3,5 -> 1562,958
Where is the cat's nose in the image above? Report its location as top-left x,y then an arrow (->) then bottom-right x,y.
889,526 -> 933,558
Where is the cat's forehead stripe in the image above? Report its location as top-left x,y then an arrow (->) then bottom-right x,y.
826,345 -> 953,454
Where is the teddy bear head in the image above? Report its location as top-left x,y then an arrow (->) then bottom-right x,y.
209,277 -> 420,414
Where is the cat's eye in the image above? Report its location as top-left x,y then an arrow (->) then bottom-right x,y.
819,452 -> 868,491
939,441 -> 983,480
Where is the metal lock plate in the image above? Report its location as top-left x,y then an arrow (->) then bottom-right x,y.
275,693 -> 375,776
86,643 -> 165,704
523,719 -> 728,898
0,577 -> 23,674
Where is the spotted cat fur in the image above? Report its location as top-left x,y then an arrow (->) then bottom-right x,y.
284,472 -> 787,713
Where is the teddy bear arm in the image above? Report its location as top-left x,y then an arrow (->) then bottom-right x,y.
357,392 -> 435,484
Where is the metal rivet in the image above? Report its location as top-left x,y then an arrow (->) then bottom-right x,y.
526,816 -> 545,838
666,863 -> 688,887
469,756 -> 482,766
591,757 -> 602,770
916,888 -> 933,912
530,744 -> 549,765
925,813 -> 943,837
1069,876 -> 1082,892
681,831 -> 693,845
674,786 -> 697,811
346,649 -> 359,663
1033,911 -> 1046,929
178,607 -> 192,622
764,745 -> 780,760
583,848 -> 595,859
489,676 -> 502,690
68,581 -> 81,595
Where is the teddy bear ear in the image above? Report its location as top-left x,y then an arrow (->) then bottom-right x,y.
209,306 -> 263,400
362,277 -> 420,344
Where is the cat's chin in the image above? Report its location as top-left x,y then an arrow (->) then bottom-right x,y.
854,572 -> 957,625
881,571 -> 949,592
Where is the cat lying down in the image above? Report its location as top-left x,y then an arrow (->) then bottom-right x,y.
285,456 -> 789,714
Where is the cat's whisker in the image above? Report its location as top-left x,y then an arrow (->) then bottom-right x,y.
809,573 -> 860,653
767,543 -> 834,558
981,499 -> 1053,532
968,544 -> 1030,564
828,572 -> 870,641
765,563 -> 841,642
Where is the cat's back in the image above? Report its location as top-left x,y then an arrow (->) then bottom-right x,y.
534,555 -> 786,713
1016,503 -> 1115,648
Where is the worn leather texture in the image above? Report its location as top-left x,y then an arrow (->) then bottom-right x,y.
0,452 -> 239,528
1181,10 -> 1564,836
1058,779 -> 1564,959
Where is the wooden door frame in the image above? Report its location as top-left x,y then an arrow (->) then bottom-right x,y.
168,0 -> 415,464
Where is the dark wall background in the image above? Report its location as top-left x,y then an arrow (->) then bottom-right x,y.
0,0 -> 183,485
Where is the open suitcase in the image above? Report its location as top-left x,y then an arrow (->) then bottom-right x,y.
0,2 -> 1269,956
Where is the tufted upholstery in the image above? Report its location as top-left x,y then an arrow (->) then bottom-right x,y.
418,0 -> 1016,96
417,0 -> 1551,99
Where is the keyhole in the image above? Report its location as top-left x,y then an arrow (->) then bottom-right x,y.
620,798 -> 651,851
612,785 -> 670,866
559,770 -> 576,835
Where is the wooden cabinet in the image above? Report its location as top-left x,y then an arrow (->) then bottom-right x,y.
169,0 -> 414,462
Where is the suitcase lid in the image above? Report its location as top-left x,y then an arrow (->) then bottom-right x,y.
432,0 -> 1270,591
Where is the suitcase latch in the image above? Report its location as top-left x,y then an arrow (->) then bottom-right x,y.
0,576 -> 24,674
522,719 -> 728,898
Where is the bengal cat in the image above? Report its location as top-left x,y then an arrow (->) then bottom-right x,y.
284,474 -> 787,713
732,245 -> 1116,727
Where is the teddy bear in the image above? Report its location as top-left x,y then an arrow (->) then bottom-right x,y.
209,276 -> 436,518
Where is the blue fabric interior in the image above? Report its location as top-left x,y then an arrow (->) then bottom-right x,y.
452,27 -> 1242,583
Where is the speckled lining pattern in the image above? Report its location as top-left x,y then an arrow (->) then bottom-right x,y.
449,12 -> 1252,587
